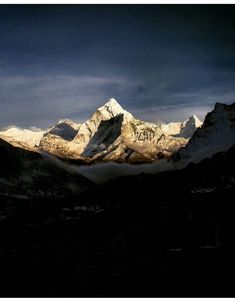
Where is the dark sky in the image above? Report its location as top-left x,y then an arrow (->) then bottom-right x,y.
0,4 -> 235,128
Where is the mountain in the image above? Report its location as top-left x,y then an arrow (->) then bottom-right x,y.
39,119 -> 82,159
176,102 -> 235,163
0,98 -> 203,164
39,98 -> 188,163
68,98 -> 133,154
180,115 -> 203,138
0,127 -> 45,150
0,138 -> 93,199
161,114 -> 202,138
41,98 -> 134,160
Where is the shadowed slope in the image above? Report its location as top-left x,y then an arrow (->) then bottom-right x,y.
48,122 -> 78,141
0,138 -> 93,198
82,114 -> 123,157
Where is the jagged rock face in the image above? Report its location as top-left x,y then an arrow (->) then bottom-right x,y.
0,127 -> 45,149
39,134 -> 71,158
117,118 -> 187,162
176,102 -> 235,163
161,115 -> 202,138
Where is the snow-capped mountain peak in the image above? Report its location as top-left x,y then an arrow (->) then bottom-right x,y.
96,98 -> 133,120
187,114 -> 202,126
180,114 -> 203,138
176,102 -> 235,163
65,98 -> 134,155
182,114 -> 202,129
101,98 -> 121,109
161,114 -> 202,138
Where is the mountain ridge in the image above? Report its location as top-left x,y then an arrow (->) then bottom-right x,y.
176,102 -> 235,163
0,98 -> 203,163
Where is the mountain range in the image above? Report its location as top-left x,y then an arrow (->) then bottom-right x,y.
0,98 -> 234,197
0,98 -> 234,185
1,98 -> 235,168
0,98 -> 203,163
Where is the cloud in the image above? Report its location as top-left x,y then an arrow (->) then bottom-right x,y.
1,70 -> 235,129
77,160 -> 178,184
1,5 -> 235,130
40,152 -> 179,184
131,104 -> 211,124
0,74 -> 139,128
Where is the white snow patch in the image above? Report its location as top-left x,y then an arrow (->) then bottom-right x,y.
0,127 -> 45,147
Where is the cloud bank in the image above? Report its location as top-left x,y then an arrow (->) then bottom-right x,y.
76,160 -> 179,184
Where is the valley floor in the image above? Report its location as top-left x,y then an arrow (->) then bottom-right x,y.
1,147 -> 235,297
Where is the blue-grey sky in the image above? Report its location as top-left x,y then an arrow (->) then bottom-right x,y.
0,5 -> 235,128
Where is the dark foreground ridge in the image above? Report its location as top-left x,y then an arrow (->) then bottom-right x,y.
1,144 -> 235,296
